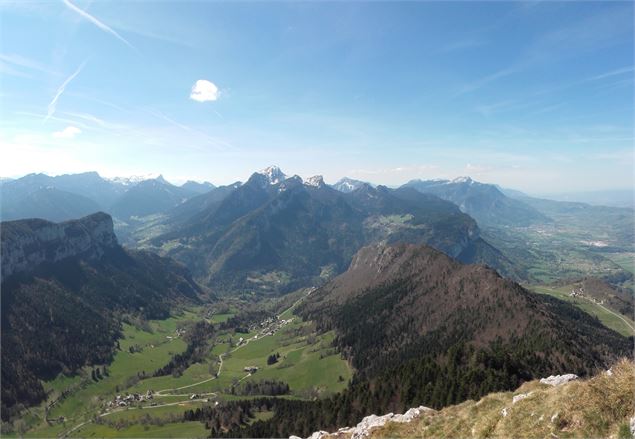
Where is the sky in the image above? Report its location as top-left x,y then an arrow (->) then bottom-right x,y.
0,1 -> 633,193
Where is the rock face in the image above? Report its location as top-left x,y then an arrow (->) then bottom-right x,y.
540,374 -> 578,386
1,212 -> 117,279
294,406 -> 434,439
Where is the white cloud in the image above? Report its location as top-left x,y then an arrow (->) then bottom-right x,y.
190,79 -> 219,102
52,126 -> 82,139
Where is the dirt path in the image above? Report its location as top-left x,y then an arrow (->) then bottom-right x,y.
590,299 -> 635,333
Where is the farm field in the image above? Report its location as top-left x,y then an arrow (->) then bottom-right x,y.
601,252 -> 635,274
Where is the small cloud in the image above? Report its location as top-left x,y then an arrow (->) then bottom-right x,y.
190,79 -> 219,102
52,126 -> 82,139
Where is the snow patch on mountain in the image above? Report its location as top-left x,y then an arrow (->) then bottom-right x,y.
451,176 -> 474,184
305,175 -> 325,188
259,165 -> 287,185
107,173 -> 162,186
332,177 -> 368,193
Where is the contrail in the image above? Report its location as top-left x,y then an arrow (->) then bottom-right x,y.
45,60 -> 86,122
62,0 -> 135,50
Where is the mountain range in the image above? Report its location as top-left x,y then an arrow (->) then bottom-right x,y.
0,172 -> 215,222
136,167 -> 520,294
402,177 -> 549,227
2,167 -> 632,296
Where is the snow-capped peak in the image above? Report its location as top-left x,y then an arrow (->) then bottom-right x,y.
304,175 -> 325,188
333,177 -> 367,193
451,176 -> 473,184
107,173 -> 162,186
258,165 -> 287,185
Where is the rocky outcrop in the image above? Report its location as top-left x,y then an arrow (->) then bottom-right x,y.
291,406 -> 434,439
1,212 -> 117,280
539,374 -> 578,386
294,363 -> 634,439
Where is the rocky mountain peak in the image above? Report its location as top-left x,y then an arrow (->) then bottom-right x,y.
451,176 -> 474,184
154,174 -> 169,184
304,175 -> 325,188
259,165 -> 287,185
332,177 -> 367,193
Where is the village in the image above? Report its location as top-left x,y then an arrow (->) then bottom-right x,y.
569,286 -> 605,305
106,390 -> 155,408
251,316 -> 294,338
166,327 -> 186,341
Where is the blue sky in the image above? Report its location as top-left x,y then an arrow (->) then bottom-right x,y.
0,1 -> 632,193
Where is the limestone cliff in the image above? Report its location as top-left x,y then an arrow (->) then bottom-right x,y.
1,212 -> 117,280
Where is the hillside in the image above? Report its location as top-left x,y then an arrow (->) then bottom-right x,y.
303,358 -> 634,439
213,243 -> 630,438
0,213 -> 204,420
141,169 -> 508,294
300,242 -> 629,375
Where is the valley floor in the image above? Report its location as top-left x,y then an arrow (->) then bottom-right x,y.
11,293 -> 352,438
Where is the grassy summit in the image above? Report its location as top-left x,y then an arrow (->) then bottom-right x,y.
373,359 -> 634,439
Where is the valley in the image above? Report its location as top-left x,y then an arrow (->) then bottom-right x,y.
11,291 -> 352,438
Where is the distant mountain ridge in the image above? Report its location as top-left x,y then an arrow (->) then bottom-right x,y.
331,177 -> 369,193
0,172 -> 209,223
402,177 -> 549,227
110,176 -> 196,219
181,180 -> 216,194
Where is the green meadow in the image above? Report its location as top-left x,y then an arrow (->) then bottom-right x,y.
20,301 -> 352,438
531,285 -> 635,337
